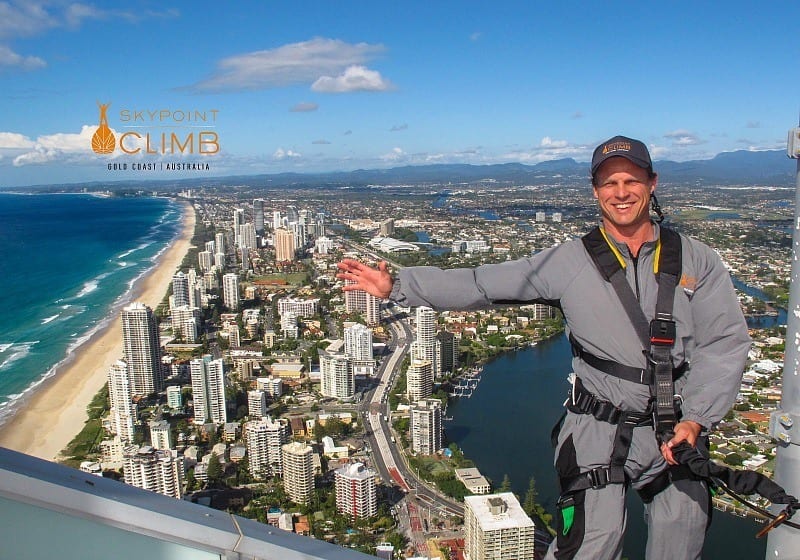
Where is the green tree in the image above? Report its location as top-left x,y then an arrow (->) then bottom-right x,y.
523,476 -> 538,517
498,474 -> 511,493
206,452 -> 223,485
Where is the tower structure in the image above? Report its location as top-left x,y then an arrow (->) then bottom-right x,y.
282,441 -> 314,505
410,398 -> 442,455
121,302 -> 163,396
190,355 -> 227,425
107,359 -> 135,443
222,273 -> 240,310
335,462 -> 377,519
463,493 -> 535,560
246,416 -> 290,479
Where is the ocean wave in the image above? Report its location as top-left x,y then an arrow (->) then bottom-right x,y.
0,343 -> 12,353
0,341 -> 39,371
117,240 -> 154,260
76,280 -> 99,298
41,314 -> 60,325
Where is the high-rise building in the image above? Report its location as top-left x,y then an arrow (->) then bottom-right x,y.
166,385 -> 182,409
214,251 -> 226,269
253,199 -> 265,234
248,389 -> 268,418
198,250 -> 213,272
275,228 -> 296,262
240,223 -> 257,249
282,441 -> 314,505
365,292 -> 381,327
531,303 -> 556,321
215,232 -> 225,255
233,208 -> 244,246
463,493 -> 535,560
149,420 -> 171,450
436,331 -> 458,375
190,355 -> 227,425
406,359 -> 433,402
246,417 -> 290,480
171,305 -> 200,342
344,323 -> 373,361
222,273 -> 240,310
121,302 -> 163,396
107,360 -> 135,443
315,236 -> 333,255
335,462 -> 377,519
123,445 -> 184,499
345,278 -> 381,326
410,399 -> 442,455
280,311 -> 299,339
379,218 -> 395,237
171,272 -> 189,309
320,352 -> 354,401
413,307 -> 438,378
272,210 -> 282,231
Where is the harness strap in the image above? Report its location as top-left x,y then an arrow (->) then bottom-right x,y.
561,465 -> 627,495
569,333 -> 688,385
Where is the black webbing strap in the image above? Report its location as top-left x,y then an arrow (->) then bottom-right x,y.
569,333 -> 687,385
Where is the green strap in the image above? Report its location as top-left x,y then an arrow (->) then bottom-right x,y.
561,505 -> 575,535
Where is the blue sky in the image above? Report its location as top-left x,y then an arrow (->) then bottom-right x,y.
1,0 -> 799,187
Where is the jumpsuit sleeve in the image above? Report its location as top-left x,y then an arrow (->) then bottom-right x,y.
390,247 -> 564,311
679,244 -> 751,430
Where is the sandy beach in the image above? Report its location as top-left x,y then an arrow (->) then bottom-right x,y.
0,199 -> 196,461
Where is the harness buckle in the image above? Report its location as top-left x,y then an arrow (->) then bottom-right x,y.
649,319 -> 676,346
589,467 -> 610,489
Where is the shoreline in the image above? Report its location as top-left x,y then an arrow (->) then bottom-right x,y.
0,199 -> 196,461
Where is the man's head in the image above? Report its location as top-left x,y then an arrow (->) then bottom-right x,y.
591,135 -> 655,185
591,135 -> 659,238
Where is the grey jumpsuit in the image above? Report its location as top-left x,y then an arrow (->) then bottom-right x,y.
389,222 -> 751,560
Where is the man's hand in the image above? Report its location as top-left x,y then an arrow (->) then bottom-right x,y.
660,420 -> 702,465
336,259 -> 394,299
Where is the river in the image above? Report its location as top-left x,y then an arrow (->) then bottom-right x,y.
446,335 -> 768,560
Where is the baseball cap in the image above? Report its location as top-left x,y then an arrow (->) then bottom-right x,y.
591,135 -> 653,177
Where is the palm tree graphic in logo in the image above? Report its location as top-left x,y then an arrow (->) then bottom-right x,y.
91,102 -> 115,154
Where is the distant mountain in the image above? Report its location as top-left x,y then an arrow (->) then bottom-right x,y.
655,149 -> 795,185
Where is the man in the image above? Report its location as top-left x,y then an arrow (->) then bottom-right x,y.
337,136 -> 750,559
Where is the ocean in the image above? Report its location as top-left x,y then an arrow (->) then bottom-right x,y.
0,193 -> 181,427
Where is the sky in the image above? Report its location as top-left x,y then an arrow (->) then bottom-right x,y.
1,0 -> 800,187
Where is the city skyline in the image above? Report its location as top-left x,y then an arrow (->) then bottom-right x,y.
1,1 -> 800,187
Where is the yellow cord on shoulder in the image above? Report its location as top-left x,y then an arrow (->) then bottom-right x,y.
599,227 -> 662,274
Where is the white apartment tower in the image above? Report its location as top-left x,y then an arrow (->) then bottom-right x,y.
245,417 -> 289,479
215,232 -> 225,255
320,352 -> 354,401
344,323 -> 373,361
171,305 -> 200,342
282,441 -> 315,505
166,385 -> 182,409
415,306 -> 438,376
121,302 -> 163,396
107,360 -> 135,444
190,355 -> 227,425
464,493 -> 535,560
240,222 -> 257,249
406,359 -> 433,402
335,462 -> 378,519
410,398 -> 443,455
198,250 -> 213,272
149,420 -> 172,450
172,271 -> 190,309
123,445 -> 184,500
222,273 -> 240,311
248,389 -> 268,418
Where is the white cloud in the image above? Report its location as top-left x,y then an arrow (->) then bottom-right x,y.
540,136 -> 568,148
0,45 -> 45,69
186,38 -> 388,92
273,147 -> 302,160
290,102 -> 318,112
0,131 -> 35,149
380,147 -> 406,162
470,32 -> 483,41
311,65 -> 393,93
664,129 -> 702,146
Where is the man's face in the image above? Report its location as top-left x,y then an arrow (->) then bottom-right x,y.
592,157 -> 657,234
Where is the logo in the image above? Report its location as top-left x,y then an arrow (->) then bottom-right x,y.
90,102 -> 220,157
602,141 -> 631,155
91,102 -> 115,154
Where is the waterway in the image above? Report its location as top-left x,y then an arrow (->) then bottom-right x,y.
446,335 -> 768,559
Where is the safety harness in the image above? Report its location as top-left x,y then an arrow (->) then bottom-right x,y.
555,225 -> 798,538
